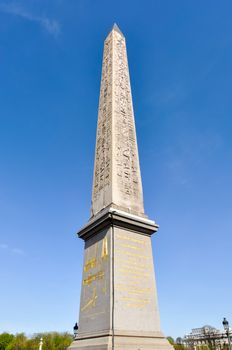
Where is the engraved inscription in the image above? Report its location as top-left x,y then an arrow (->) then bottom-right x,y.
91,27 -> 144,216
113,32 -> 142,205
101,236 -> 109,260
83,270 -> 105,286
80,234 -> 110,327
81,287 -> 97,312
84,258 -> 97,272
92,33 -> 113,210
114,231 -> 154,309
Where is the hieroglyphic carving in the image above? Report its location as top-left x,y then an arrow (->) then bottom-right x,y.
112,31 -> 143,211
92,33 -> 113,212
91,27 -> 144,217
84,257 -> 97,272
83,270 -> 105,286
101,236 -> 109,260
80,234 -> 110,326
81,287 -> 97,312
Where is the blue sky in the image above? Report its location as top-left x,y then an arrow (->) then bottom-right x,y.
0,0 -> 232,339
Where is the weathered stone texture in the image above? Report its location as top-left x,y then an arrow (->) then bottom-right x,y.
92,26 -> 144,218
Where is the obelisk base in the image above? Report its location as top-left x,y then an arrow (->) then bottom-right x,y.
68,332 -> 173,350
69,209 -> 173,350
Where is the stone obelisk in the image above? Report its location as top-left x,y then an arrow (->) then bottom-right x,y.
69,24 -> 172,350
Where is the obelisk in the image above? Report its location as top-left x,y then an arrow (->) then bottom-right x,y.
69,24 -> 172,350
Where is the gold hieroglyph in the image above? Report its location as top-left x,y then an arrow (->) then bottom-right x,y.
83,271 -> 104,285
84,257 -> 97,272
81,287 -> 98,312
101,237 -> 108,260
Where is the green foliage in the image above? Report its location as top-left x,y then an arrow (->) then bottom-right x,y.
0,333 -> 14,350
34,333 -> 73,350
196,345 -> 218,350
166,337 -> 189,350
222,344 -> 229,350
197,345 -> 210,350
167,337 -> 175,345
0,332 -> 73,350
6,333 -> 27,350
174,344 -> 187,350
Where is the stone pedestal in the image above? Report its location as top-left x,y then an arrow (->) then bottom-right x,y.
68,209 -> 172,350
69,334 -> 172,350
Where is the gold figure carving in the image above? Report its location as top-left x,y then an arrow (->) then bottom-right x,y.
83,270 -> 105,285
101,237 -> 108,260
81,287 -> 98,312
84,257 -> 97,272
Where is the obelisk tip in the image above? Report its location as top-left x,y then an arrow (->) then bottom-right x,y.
112,23 -> 124,37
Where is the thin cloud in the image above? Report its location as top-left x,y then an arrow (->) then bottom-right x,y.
0,243 -> 8,249
0,243 -> 24,256
0,2 -> 60,36
12,248 -> 25,255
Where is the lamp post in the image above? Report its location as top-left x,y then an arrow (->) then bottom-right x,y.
222,318 -> 231,350
73,322 -> 78,340
38,338 -> 43,350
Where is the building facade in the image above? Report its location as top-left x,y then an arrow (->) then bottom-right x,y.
183,325 -> 231,350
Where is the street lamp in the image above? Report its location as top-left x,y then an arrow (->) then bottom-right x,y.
73,322 -> 78,339
39,338 -> 43,350
222,318 -> 231,350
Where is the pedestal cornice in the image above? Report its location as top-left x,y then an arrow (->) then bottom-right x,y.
77,207 -> 159,241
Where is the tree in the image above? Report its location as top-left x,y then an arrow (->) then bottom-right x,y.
6,333 -> 27,350
167,337 -> 175,346
31,332 -> 73,350
0,332 -> 73,350
174,344 -> 188,350
0,333 -> 14,350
